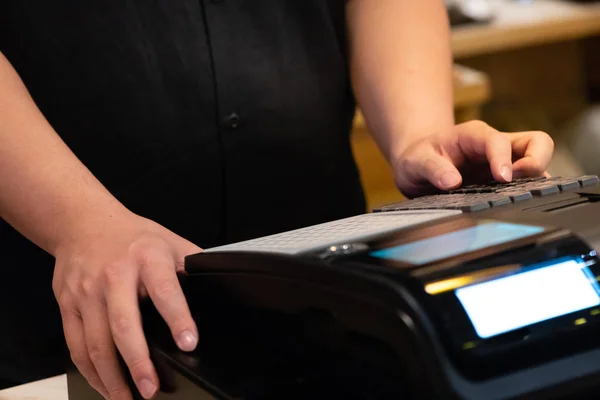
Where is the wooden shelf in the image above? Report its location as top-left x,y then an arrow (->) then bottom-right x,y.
452,0 -> 600,58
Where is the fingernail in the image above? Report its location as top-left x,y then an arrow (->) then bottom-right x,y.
440,171 -> 461,188
177,330 -> 198,351
139,379 -> 157,399
500,165 -> 512,182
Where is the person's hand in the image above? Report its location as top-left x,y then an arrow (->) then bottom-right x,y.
392,120 -> 555,198
52,209 -> 203,400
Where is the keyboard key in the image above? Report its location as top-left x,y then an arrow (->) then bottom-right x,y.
528,184 -> 559,196
458,202 -> 491,212
487,196 -> 512,207
448,186 -> 494,194
555,180 -> 580,192
578,175 -> 600,187
503,192 -> 534,203
515,176 -> 547,184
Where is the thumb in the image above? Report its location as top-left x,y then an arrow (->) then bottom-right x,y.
398,147 -> 463,193
425,151 -> 463,191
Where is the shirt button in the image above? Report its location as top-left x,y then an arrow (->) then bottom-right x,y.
225,112 -> 241,129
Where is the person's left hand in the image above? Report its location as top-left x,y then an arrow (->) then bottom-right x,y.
392,120 -> 555,198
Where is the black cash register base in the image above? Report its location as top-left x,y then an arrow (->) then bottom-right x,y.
68,176 -> 600,400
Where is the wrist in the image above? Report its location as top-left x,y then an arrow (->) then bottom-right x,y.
50,194 -> 132,257
365,106 -> 454,159
388,122 -> 454,162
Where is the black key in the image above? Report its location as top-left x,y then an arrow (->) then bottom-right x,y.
448,186 -> 495,194
472,193 -> 512,207
502,191 -> 533,202
496,186 -> 526,193
448,194 -> 492,211
578,175 -> 600,187
458,202 -> 491,212
490,177 -> 542,188
528,184 -> 559,196
514,176 -> 547,183
488,196 -> 512,207
484,180 -> 503,187
555,180 -> 580,192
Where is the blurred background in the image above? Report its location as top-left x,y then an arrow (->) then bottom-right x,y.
352,0 -> 600,210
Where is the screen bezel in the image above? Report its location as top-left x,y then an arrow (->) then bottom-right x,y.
454,255 -> 600,339
421,236 -> 600,380
344,217 -> 559,274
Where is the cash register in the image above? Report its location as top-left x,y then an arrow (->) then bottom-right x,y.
67,175 -> 600,399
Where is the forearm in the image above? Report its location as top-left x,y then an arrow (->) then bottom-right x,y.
346,0 -> 455,161
0,52 -> 127,256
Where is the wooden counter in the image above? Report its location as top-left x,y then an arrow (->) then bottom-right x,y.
0,375 -> 66,400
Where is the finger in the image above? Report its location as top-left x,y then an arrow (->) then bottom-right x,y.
140,251 -> 198,353
510,131 -> 554,178
61,306 -> 109,399
106,267 -> 159,399
453,121 -> 492,163
455,121 -> 513,182
82,299 -> 133,400
512,157 -> 547,179
485,132 -> 513,182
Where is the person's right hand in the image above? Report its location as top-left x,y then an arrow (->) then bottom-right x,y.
391,121 -> 554,198
52,208 -> 203,400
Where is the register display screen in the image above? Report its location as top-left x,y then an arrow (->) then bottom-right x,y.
370,222 -> 545,265
456,257 -> 600,339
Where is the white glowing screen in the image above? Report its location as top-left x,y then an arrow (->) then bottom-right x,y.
456,259 -> 600,338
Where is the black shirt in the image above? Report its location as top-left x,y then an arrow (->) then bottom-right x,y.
0,0 -> 365,386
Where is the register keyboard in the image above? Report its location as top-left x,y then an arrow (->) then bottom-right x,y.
375,175 -> 600,213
